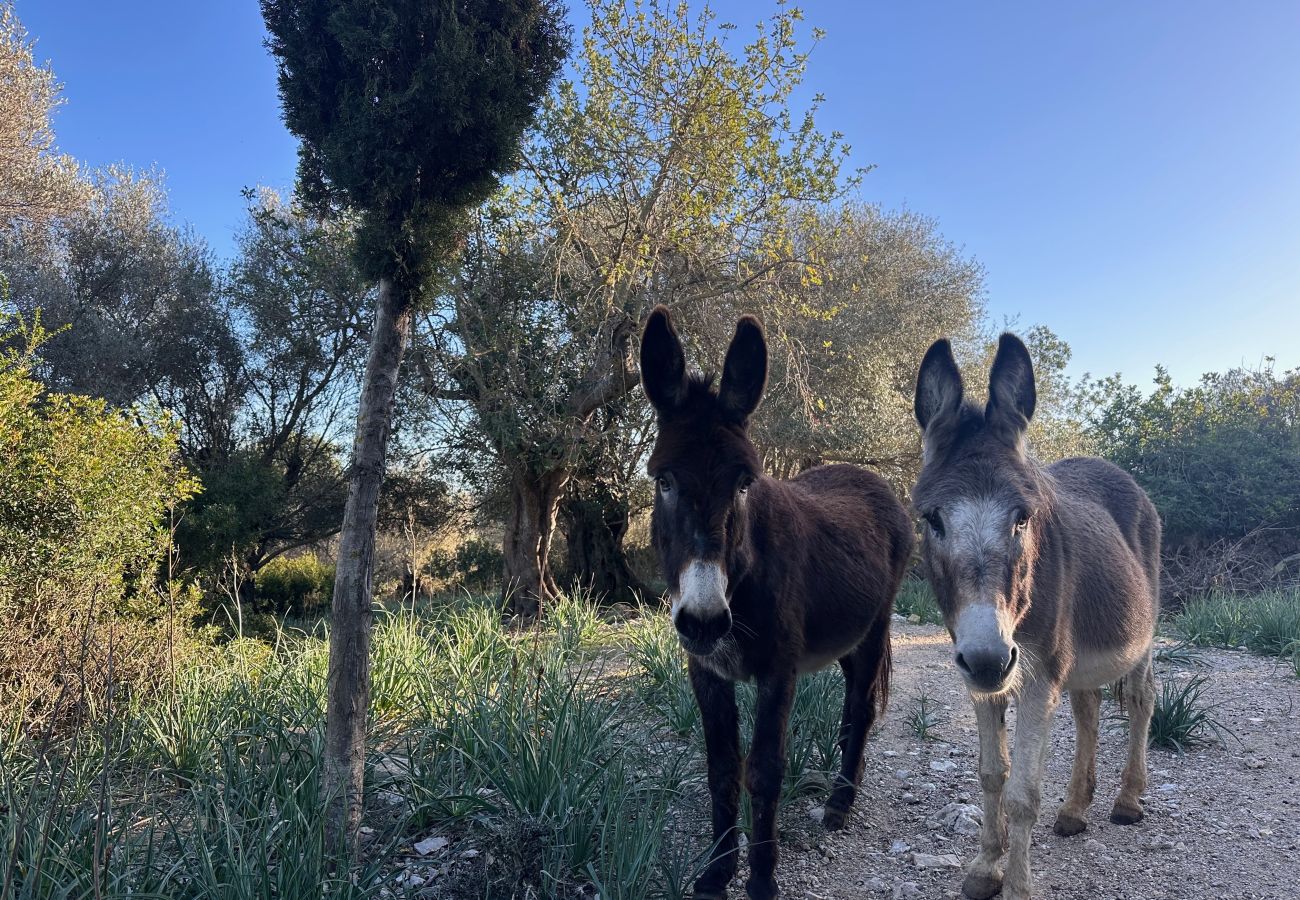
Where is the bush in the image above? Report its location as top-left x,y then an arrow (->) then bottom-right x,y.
0,315 -> 198,729
428,538 -> 504,594
255,553 -> 336,617
1082,364 -> 1300,594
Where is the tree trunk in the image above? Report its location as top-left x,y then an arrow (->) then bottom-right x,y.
501,466 -> 568,621
562,484 -> 649,606
321,276 -> 412,855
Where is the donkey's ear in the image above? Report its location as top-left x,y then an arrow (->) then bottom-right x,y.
986,332 -> 1036,435
718,315 -> 768,423
914,338 -> 964,430
640,305 -> 688,412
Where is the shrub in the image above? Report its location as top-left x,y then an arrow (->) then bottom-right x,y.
255,553 -> 336,617
428,538 -> 504,593
0,315 -> 197,729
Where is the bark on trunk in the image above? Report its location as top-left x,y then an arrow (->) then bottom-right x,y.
321,276 -> 413,855
562,485 -> 649,606
501,466 -> 568,621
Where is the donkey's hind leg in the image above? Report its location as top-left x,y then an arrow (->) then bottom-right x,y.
1053,688 -> 1101,836
824,616 -> 889,831
1111,651 -> 1155,825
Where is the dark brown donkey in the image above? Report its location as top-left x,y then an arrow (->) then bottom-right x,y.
640,306 -> 913,900
912,334 -> 1161,900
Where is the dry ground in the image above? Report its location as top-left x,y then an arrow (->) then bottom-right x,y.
772,622 -> 1300,900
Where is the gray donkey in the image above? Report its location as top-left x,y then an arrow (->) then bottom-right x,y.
912,334 -> 1161,900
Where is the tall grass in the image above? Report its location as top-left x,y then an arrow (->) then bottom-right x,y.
1174,589 -> 1300,659
894,578 -> 943,625
1,593 -> 715,899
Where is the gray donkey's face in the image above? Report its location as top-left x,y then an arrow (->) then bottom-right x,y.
912,335 -> 1046,696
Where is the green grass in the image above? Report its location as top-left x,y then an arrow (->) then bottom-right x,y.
1146,675 -> 1234,753
905,691 -> 946,741
1153,640 -> 1207,668
1173,589 -> 1300,659
894,578 -> 944,625
2,595 -> 806,899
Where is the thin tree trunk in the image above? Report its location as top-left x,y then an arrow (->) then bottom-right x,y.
321,275 -> 412,854
501,466 -> 567,620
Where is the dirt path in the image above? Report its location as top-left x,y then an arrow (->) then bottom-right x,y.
773,622 -> 1300,900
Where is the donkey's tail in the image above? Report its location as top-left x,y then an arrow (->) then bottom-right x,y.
871,611 -> 893,720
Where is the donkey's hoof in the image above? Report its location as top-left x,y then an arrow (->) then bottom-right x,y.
962,869 -> 1004,899
1109,803 -> 1144,826
822,805 -> 849,831
744,874 -> 779,900
1053,811 -> 1088,836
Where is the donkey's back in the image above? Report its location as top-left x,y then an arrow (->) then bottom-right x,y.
1047,455 -> 1162,619
1048,457 -> 1160,566
783,463 -> 914,596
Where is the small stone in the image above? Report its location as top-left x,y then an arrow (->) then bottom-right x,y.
907,614 -> 922,624
893,883 -> 923,900
882,750 -> 900,757
413,835 -> 448,856
865,877 -> 887,893
890,839 -> 911,854
1245,758 -> 1267,770
895,769 -> 912,781
910,851 -> 963,869
1085,838 -> 1106,853
929,759 -> 958,772
901,791 -> 920,804
406,874 -> 426,888
460,849 -> 479,859
1157,783 -> 1178,793
809,805 -> 826,822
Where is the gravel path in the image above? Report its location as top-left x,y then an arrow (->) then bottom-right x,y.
773,622 -> 1300,900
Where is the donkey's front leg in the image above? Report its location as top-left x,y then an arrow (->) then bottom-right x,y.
1001,683 -> 1061,900
963,695 -> 1009,900
689,659 -> 741,900
745,669 -> 796,900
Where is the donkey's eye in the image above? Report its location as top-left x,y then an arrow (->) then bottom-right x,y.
924,511 -> 945,538
737,476 -> 754,495
1013,511 -> 1030,533
656,475 -> 673,493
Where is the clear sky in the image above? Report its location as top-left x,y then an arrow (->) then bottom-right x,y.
16,0 -> 1300,386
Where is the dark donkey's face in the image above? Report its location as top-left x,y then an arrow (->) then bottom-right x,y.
640,306 -> 767,656
912,334 -> 1050,695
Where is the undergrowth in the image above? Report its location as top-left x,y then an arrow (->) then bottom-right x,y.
2,592 -> 865,899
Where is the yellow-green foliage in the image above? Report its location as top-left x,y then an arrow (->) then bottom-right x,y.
0,314 -> 198,727
255,553 -> 336,617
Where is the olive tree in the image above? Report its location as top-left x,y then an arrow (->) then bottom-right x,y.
0,1 -> 83,223
415,0 -> 852,617
260,0 -> 567,849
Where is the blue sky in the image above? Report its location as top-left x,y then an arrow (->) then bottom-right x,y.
17,0 -> 1300,385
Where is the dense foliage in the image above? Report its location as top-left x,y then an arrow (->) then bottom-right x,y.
0,315 -> 197,726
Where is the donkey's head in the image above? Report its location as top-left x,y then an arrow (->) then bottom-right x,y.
912,333 -> 1053,695
640,305 -> 767,656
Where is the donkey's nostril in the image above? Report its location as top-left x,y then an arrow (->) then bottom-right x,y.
955,645 -> 1015,690
1004,645 -> 1020,676
675,607 -> 731,651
